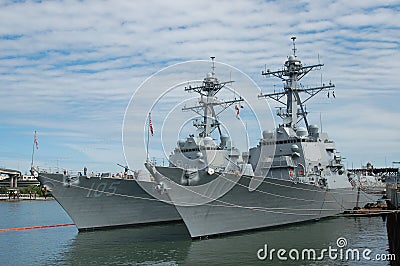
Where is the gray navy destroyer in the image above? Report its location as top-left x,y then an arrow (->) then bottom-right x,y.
32,169 -> 180,231
146,38 -> 377,238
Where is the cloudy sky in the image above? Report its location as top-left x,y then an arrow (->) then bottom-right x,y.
1,0 -> 399,174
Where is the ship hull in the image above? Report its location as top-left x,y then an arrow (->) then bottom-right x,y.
156,172 -> 378,238
37,173 -> 181,231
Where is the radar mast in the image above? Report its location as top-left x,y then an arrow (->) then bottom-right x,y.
183,57 -> 244,139
259,37 -> 335,132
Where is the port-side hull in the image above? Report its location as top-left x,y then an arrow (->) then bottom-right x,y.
37,173 -> 181,230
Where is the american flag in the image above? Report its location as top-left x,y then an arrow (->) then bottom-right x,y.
149,115 -> 154,136
234,105 -> 240,119
34,131 -> 38,150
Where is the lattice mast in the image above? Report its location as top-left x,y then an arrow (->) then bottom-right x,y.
259,37 -> 334,132
183,57 -> 244,139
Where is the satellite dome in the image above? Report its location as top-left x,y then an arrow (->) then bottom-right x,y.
262,130 -> 274,139
291,144 -> 299,152
297,127 -> 307,137
220,134 -> 229,147
221,133 -> 229,138
202,136 -> 214,146
309,125 -> 319,135
177,139 -> 186,147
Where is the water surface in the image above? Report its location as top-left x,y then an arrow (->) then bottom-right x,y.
0,200 -> 393,265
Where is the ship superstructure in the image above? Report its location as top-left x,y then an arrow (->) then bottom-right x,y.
146,58 -> 252,189
249,36 -> 346,188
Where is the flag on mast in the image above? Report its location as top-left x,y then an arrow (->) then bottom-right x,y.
149,114 -> 154,136
234,105 -> 240,119
34,131 -> 38,150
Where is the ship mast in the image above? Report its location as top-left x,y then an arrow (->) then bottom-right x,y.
183,57 -> 244,139
259,37 -> 335,132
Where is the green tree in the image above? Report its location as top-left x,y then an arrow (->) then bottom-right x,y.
20,185 -> 42,196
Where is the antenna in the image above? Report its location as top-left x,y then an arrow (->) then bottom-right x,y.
319,112 -> 323,133
317,53 -> 322,70
210,56 -> 216,75
320,73 -> 323,86
291,36 -> 297,56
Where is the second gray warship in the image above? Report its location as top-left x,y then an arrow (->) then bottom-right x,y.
146,38 -> 377,238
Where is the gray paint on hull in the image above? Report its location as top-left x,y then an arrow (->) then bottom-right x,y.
38,173 -> 181,230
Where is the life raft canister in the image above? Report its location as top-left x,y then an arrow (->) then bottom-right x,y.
289,169 -> 293,178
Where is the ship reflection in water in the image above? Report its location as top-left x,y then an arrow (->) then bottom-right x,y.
56,216 -> 395,265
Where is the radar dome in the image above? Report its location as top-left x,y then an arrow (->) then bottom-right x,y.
297,127 -> 307,137
220,134 -> 229,147
202,136 -> 214,146
221,134 -> 229,139
177,139 -> 186,147
262,130 -> 274,139
291,144 -> 299,152
308,125 -> 319,135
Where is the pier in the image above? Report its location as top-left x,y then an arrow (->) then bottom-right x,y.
345,165 -> 399,263
387,212 -> 400,264
0,167 -> 45,200
349,166 -> 399,207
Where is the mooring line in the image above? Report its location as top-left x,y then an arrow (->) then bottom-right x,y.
0,223 -> 75,233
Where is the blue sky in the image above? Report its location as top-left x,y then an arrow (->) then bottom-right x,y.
0,0 -> 399,173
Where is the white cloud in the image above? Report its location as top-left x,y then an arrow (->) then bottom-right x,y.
0,0 -> 399,172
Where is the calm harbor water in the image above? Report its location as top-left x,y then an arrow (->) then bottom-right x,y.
0,200 -> 395,265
